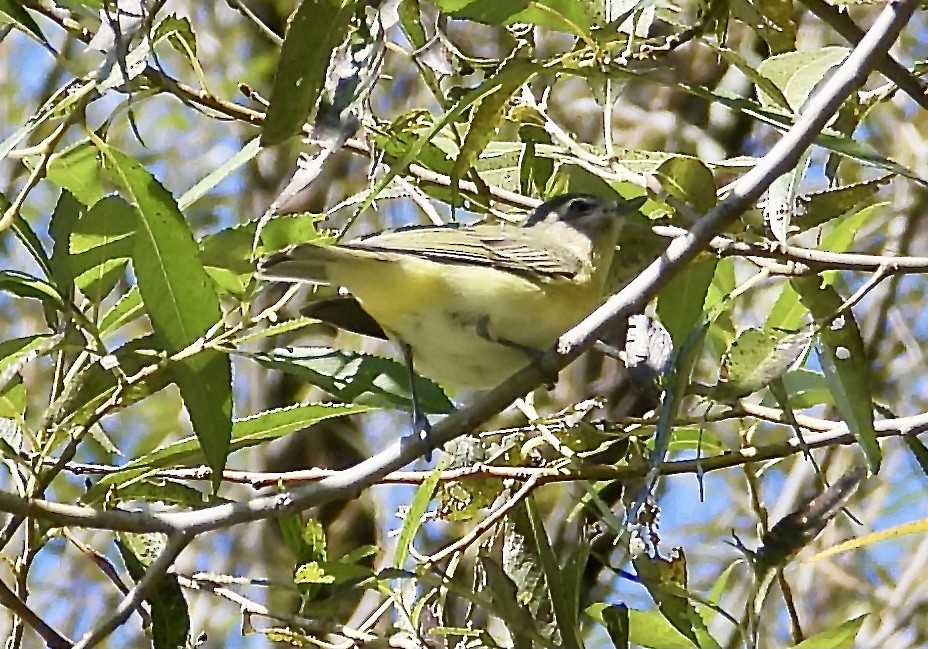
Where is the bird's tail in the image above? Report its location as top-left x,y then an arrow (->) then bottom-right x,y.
257,243 -> 359,285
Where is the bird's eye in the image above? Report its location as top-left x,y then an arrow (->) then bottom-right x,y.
566,197 -> 595,218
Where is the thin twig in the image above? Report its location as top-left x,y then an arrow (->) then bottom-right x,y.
427,475 -> 541,564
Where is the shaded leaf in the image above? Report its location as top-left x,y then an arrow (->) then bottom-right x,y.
48,190 -> 84,296
70,195 -> 136,302
479,556 -> 541,646
792,277 -> 879,472
237,347 -> 453,415
656,258 -> 716,348
0,0 -> 46,43
117,533 -> 190,649
795,176 -> 891,231
904,436 -> 928,478
655,157 -> 717,214
262,0 -> 355,145
452,58 -> 538,188
527,497 -> 584,648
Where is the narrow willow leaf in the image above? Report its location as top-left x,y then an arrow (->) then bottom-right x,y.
237,347 -> 453,415
393,466 -> 440,568
792,277 -> 879,472
451,58 -> 537,188
99,286 -> 144,334
0,0 -> 48,44
795,176 -> 891,231
479,556 -> 540,646
792,615 -> 866,648
262,0 -> 355,145
82,403 -> 369,503
527,497 -> 585,649
904,436 -> 928,477
117,533 -> 190,649
103,146 -> 232,485
178,136 -> 261,210
48,190 -> 83,297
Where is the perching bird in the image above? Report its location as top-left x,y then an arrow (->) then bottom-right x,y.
258,193 -> 645,435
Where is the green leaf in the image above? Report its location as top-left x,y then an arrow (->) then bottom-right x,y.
792,615 -> 866,647
452,59 -> 538,188
756,47 -> 849,112
592,603 -> 629,649
499,511 -> 548,622
766,203 -> 876,331
656,258 -> 716,349
83,403 -> 368,503
70,195 -> 136,302
233,317 -> 319,344
257,213 -> 326,254
436,0 -> 594,33
358,77 -> 509,218
262,0 -> 355,145
393,466 -> 440,568
117,533 -> 190,649
479,556 -> 541,646
763,368 -> 833,409
0,335 -> 62,395
527,497 -> 585,649
712,327 -> 811,402
102,146 -> 232,486
792,276 -> 879,472
109,478 -> 208,507
281,516 -> 327,566
46,140 -> 107,206
904,436 -> 928,478
795,176 -> 890,231
655,157 -> 718,213
0,0 -> 47,44
99,286 -> 144,334
237,347 -> 453,415
153,14 -> 198,57
634,551 -> 700,648
48,190 -> 84,296
0,270 -> 66,310
518,125 -> 555,197
294,561 -> 336,585
58,336 -> 174,432
178,136 -> 262,210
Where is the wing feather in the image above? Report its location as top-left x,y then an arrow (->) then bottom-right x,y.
343,225 -> 582,277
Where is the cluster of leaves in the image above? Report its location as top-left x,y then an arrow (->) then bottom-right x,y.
0,0 -> 925,647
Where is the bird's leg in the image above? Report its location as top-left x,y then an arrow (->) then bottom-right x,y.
474,317 -> 557,389
401,342 -> 433,460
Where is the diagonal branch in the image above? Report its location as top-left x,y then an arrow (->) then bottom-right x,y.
800,0 -> 928,112
72,532 -> 193,649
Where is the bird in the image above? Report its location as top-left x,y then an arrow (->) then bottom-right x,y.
258,193 -> 645,439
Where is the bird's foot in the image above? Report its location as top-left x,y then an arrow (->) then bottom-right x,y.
413,411 -> 434,462
475,317 -> 558,387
